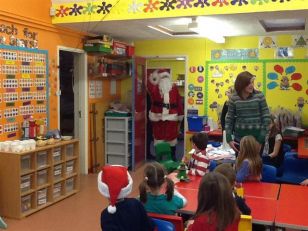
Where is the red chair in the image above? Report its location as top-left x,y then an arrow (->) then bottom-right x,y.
148,213 -> 184,231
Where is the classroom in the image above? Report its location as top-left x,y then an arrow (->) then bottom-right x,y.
0,0 -> 308,230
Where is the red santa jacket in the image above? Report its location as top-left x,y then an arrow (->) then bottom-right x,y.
147,82 -> 184,122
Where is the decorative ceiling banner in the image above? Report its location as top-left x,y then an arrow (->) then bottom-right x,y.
51,0 -> 308,24
259,36 -> 277,48
292,35 -> 308,48
211,49 -> 258,61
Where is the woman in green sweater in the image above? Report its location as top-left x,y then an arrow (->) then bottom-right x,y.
225,71 -> 270,154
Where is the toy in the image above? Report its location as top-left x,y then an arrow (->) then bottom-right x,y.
176,162 -> 190,182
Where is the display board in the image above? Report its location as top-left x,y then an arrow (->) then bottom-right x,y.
0,45 -> 48,140
206,59 -> 308,126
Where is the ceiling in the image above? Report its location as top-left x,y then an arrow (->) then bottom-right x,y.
57,10 -> 308,42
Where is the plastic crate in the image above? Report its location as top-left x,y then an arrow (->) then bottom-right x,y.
37,188 -> 47,206
21,155 -> 31,171
53,148 -> 62,163
37,169 -> 48,186
20,174 -> 31,192
187,116 -> 208,132
53,183 -> 62,199
37,151 -> 47,168
21,194 -> 32,213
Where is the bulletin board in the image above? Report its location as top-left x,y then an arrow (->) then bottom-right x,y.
205,61 -> 264,123
206,59 -> 308,127
0,45 -> 48,141
265,60 -> 308,126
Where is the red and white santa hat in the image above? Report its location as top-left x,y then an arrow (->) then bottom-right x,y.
97,165 -> 133,214
158,69 -> 171,79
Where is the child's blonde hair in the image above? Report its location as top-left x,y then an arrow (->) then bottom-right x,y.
236,136 -> 262,177
139,162 -> 174,203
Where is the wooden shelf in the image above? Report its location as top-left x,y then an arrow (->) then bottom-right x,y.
0,139 -> 80,219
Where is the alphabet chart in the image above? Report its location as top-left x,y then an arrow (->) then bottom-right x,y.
0,45 -> 48,140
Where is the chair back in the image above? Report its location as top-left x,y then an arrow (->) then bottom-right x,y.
238,215 -> 252,231
261,164 -> 277,183
148,213 -> 184,231
155,142 -> 172,161
152,218 -> 175,231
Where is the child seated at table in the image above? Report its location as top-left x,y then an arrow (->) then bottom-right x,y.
236,136 -> 262,183
187,172 -> 240,231
139,162 -> 187,215
214,163 -> 251,215
183,132 -> 210,176
97,165 -> 154,231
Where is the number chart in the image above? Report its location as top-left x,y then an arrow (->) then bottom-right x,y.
0,45 -> 48,140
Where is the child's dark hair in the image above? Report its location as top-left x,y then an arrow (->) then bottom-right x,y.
214,163 -> 236,187
190,132 -> 208,150
195,172 -> 240,231
139,162 -> 174,203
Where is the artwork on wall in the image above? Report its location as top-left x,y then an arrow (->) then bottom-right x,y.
0,45 -> 48,140
292,35 -> 308,48
276,47 -> 294,58
259,36 -> 277,48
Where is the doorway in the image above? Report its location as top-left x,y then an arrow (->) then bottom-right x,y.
58,46 -> 88,174
146,56 -> 187,161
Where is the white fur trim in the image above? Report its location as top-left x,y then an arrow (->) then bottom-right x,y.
154,138 -> 177,146
149,111 -> 178,121
97,170 -> 133,199
149,70 -> 160,86
108,205 -> 116,214
178,115 -> 184,121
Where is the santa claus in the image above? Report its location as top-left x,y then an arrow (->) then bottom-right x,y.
147,69 -> 184,160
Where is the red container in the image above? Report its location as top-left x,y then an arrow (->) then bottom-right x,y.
127,46 -> 135,57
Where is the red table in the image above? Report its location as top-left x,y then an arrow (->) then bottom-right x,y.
175,187 -> 198,215
275,184 -> 308,230
242,182 -> 280,199
245,196 -> 277,225
175,175 -> 202,190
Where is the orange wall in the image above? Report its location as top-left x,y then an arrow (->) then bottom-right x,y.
0,1 -> 85,130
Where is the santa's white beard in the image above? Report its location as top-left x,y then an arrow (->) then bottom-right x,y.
159,77 -> 172,96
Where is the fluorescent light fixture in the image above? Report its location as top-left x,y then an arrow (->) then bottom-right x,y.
176,57 -> 185,61
147,25 -> 173,36
188,17 -> 225,43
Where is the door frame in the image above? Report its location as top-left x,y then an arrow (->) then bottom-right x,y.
57,46 -> 88,174
145,55 -> 188,158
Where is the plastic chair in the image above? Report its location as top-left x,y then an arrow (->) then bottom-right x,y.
261,164 -> 277,183
155,142 -> 180,173
152,218 -> 175,231
276,153 -> 308,184
209,160 -> 217,172
238,215 -> 252,231
148,213 -> 184,231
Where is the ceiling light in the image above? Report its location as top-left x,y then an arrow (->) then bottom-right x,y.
176,57 -> 185,61
188,17 -> 225,43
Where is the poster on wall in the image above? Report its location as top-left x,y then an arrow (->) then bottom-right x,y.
266,61 -> 308,126
206,61 -> 264,125
276,47 -> 294,58
292,35 -> 308,48
259,36 -> 277,48
0,45 -> 48,140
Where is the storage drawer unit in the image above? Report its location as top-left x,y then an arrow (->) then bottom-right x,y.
53,164 -> 62,180
37,169 -> 48,186
37,151 -> 48,168
53,148 -> 62,163
37,188 -> 47,206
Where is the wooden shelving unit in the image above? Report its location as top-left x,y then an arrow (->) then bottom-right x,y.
0,139 -> 79,219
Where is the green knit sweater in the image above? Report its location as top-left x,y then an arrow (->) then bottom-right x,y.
225,91 -> 270,144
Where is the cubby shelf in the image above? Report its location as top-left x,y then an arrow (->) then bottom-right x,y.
0,139 -> 79,219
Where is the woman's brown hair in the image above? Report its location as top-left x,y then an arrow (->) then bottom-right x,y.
139,162 -> 174,203
269,114 -> 280,138
195,172 -> 240,231
236,136 -> 262,177
234,71 -> 256,98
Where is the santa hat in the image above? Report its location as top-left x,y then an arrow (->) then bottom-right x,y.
97,165 -> 133,214
158,69 -> 171,79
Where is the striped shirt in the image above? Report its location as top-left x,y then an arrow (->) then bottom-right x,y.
225,91 -> 270,144
188,150 -> 210,176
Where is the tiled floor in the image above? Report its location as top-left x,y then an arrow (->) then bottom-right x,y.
3,165 -> 146,231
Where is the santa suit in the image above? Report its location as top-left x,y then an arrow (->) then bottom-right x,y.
147,72 -> 184,146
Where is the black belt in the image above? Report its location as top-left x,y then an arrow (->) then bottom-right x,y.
153,102 -> 177,109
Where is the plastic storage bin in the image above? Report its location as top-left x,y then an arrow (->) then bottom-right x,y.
53,164 -> 62,180
53,147 -> 62,163
187,116 -> 208,132
21,154 -> 31,171
66,144 -> 74,158
53,183 -> 62,199
37,188 -> 47,206
65,177 -> 74,192
37,151 -> 47,168
66,160 -> 74,175
37,169 -> 48,186
21,194 -> 32,213
20,174 -> 31,192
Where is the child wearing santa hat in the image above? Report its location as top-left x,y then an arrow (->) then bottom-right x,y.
139,162 -> 187,215
98,165 -> 154,231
